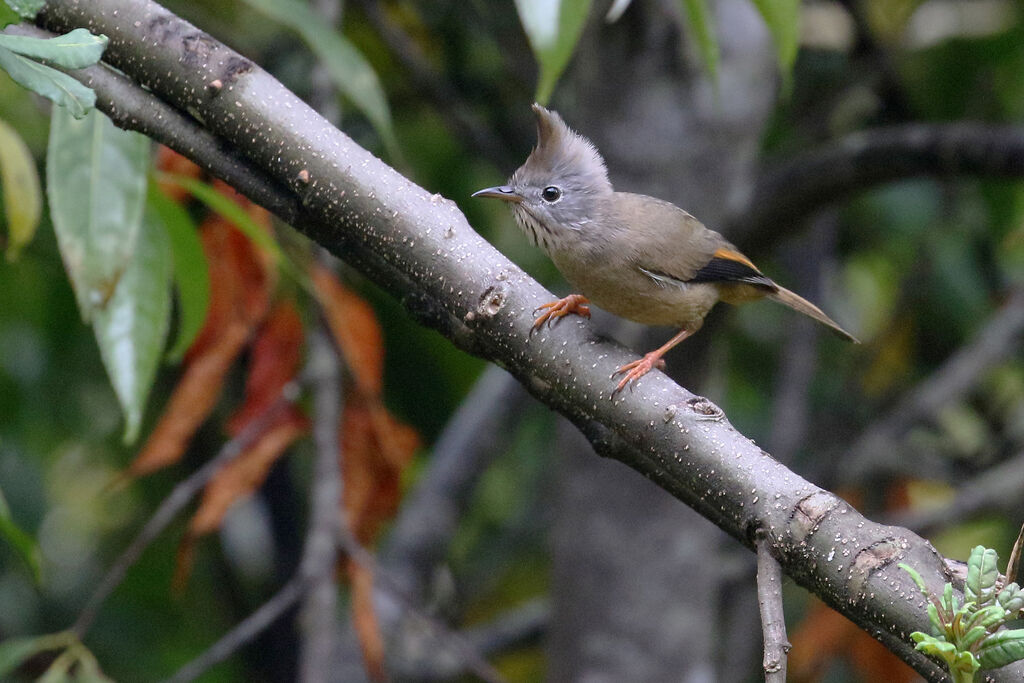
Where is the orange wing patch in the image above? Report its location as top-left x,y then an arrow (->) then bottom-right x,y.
712,247 -> 760,273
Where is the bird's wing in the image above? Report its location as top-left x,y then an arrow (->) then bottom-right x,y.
612,193 -> 775,290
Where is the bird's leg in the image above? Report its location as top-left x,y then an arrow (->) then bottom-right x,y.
612,328 -> 693,394
532,294 -> 591,330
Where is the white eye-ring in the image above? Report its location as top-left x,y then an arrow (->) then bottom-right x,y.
541,186 -> 562,203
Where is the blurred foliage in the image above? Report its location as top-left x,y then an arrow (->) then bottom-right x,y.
0,1 -> 1022,682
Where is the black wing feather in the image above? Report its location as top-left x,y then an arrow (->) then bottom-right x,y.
690,256 -> 776,289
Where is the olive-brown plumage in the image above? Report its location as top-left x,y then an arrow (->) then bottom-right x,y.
474,104 -> 857,393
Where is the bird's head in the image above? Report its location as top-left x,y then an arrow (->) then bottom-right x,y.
473,103 -> 612,252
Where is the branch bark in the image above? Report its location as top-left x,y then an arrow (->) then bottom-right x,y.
32,1 -> 1024,679
756,530 -> 790,682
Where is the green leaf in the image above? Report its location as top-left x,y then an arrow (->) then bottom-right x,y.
156,173 -> 283,265
4,0 -> 46,20
93,204 -> 172,444
46,107 -> 150,321
0,486 -> 41,583
239,0 -> 400,159
977,628 -> 1024,669
966,546 -> 1000,606
0,4 -> 18,28
900,562 -> 929,595
0,116 -> 41,260
0,46 -> 96,118
0,28 -> 107,69
148,184 -> 209,361
749,0 -> 800,87
678,0 -> 719,81
514,0 -> 593,105
997,583 -> 1024,614
966,604 -> 1009,633
0,632 -> 75,678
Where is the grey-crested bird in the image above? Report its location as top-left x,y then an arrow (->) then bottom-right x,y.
474,104 -> 858,394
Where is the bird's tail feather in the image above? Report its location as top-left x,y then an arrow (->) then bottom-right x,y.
767,286 -> 859,343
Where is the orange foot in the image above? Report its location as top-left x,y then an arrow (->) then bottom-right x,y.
611,352 -> 667,395
532,294 -> 591,331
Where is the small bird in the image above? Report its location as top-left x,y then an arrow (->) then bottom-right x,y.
474,104 -> 858,394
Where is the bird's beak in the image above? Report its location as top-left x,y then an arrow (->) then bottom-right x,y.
471,185 -> 522,203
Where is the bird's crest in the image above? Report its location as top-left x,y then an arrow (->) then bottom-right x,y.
517,103 -> 612,195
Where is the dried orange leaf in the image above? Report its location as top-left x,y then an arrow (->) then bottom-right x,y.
340,400 -> 418,545
312,265 -> 384,397
348,558 -> 386,682
191,412 -> 309,538
174,411 -> 309,589
227,300 -> 305,435
127,217 -> 272,477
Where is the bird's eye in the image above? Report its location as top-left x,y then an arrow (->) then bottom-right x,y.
541,186 -> 562,203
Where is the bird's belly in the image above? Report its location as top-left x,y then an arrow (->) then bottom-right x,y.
553,253 -> 721,328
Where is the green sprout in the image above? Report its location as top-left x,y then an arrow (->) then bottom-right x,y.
900,546 -> 1024,683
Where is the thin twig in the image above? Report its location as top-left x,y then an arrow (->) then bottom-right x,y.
162,574 -> 306,683
297,324 -> 344,683
72,384 -> 300,639
755,530 -> 790,683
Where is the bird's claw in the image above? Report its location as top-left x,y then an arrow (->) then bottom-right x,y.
532,294 -> 591,331
611,354 -> 666,395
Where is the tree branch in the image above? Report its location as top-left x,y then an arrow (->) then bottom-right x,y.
842,286 -> 1024,482
33,1 -> 1024,678
297,325 -> 344,683
730,123 -> 1024,249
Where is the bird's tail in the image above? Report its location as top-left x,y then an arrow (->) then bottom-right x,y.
767,285 -> 859,343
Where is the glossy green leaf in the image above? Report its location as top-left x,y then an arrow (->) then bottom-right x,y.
240,0 -> 399,159
0,632 -> 74,678
678,0 -> 719,80
93,204 -> 172,444
966,545 -> 1000,606
148,184 -> 209,361
977,628 -> 1024,669
0,486 -> 41,583
514,0 -> 593,105
4,0 -> 45,20
0,46 -> 96,118
47,107 -> 150,321
0,116 -> 41,260
749,0 -> 800,85
0,29 -> 107,69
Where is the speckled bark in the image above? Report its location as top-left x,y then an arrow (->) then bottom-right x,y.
33,1 -> 1023,679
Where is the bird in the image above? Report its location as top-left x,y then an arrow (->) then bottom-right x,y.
473,103 -> 858,394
